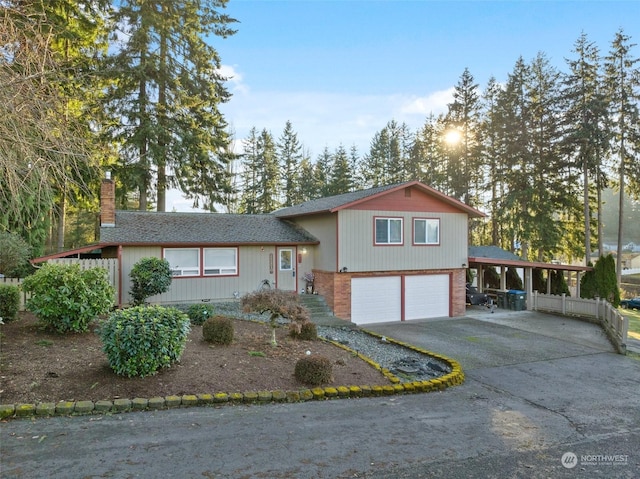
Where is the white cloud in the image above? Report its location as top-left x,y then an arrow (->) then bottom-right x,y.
221,87 -> 454,157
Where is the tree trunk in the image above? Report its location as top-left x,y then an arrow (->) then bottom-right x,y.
583,158 -> 590,266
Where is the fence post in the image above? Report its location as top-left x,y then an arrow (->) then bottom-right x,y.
561,293 -> 566,315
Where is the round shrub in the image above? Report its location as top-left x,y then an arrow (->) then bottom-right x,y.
0,284 -> 20,322
289,321 -> 317,341
99,305 -> 190,377
129,257 -> 173,306
188,303 -> 215,325
202,315 -> 234,345
294,355 -> 333,386
21,263 -> 114,333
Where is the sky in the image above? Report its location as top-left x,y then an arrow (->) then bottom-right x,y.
169,0 -> 639,211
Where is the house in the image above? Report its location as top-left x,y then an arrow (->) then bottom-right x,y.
36,178 -> 485,325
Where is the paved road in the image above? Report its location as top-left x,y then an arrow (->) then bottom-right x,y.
2,309 -> 639,478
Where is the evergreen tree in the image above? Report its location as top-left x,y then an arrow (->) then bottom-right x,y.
443,68 -> 482,206
104,0 -> 237,212
296,154 -> 318,202
494,57 -> 534,258
327,145 -> 354,195
255,129 -> 280,213
604,29 -> 640,283
278,121 -> 303,206
314,147 -> 332,197
526,52 -> 571,262
238,128 -> 260,214
479,77 -> 507,247
561,32 -> 610,264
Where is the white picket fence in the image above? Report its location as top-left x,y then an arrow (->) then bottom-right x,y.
2,258 -> 119,311
531,291 -> 628,354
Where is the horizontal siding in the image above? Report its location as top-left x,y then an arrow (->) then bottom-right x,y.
122,245 -> 280,305
349,186 -> 463,213
338,209 -> 468,272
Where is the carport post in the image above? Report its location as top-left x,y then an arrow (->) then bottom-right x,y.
525,267 -> 533,310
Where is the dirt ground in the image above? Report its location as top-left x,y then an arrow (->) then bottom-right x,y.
0,313 -> 390,405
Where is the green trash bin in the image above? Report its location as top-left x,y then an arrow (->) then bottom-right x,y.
496,291 -> 508,309
508,290 -> 526,311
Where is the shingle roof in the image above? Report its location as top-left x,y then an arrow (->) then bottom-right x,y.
273,183 -> 402,217
99,211 -> 318,245
273,181 -> 485,218
468,246 -> 524,262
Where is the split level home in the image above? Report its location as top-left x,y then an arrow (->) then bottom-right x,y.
36,177 -> 486,325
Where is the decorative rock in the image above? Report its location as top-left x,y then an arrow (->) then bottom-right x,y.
55,401 -> 75,415
132,398 -> 148,410
243,392 -> 258,403
229,392 -> 244,402
213,393 -> 229,403
336,386 -> 350,397
197,394 -> 213,404
298,389 -> 314,401
113,399 -> 132,412
15,403 -> 36,417
148,397 -> 165,409
272,390 -> 287,402
0,404 -> 16,419
94,400 -> 113,412
36,402 -> 56,416
181,395 -> 198,406
257,391 -> 272,402
324,387 -> 338,398
73,401 -> 94,414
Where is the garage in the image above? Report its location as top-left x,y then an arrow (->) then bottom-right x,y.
404,274 -> 450,320
351,274 -> 450,325
351,276 -> 401,324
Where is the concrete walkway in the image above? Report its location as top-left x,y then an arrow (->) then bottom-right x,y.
1,307 -> 639,478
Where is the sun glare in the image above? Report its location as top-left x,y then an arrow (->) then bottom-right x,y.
444,129 -> 462,145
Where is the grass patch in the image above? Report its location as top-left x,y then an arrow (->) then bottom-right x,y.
248,350 -> 266,357
619,308 -> 640,340
35,339 -> 54,347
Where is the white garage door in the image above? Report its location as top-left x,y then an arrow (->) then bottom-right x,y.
404,274 -> 450,320
351,276 -> 401,325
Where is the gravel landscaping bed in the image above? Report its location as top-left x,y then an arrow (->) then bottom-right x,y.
191,302 -> 451,383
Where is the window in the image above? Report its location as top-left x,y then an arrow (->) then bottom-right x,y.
204,248 -> 237,276
414,218 -> 440,245
375,217 -> 403,244
164,248 -> 199,276
279,249 -> 293,270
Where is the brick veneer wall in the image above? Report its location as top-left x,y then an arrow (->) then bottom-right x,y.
313,268 -> 468,321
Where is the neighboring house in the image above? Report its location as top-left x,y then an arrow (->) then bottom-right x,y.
34,178 -> 485,325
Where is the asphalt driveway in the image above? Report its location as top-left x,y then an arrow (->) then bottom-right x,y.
1,308 -> 639,478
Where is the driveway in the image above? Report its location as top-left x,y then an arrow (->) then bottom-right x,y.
1,308 -> 639,478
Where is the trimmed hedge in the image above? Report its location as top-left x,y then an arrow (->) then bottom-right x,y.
294,355 -> 333,385
202,315 -> 234,345
99,306 -> 190,377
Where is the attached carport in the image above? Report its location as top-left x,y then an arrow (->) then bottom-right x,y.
468,246 -> 592,309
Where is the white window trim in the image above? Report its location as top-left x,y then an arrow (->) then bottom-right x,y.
413,218 -> 440,245
375,217 -> 403,245
279,248 -> 293,271
204,247 -> 238,276
164,248 -> 200,277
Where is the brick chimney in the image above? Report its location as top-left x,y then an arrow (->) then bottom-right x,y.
100,172 -> 115,227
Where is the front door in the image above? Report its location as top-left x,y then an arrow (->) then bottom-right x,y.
276,247 -> 297,291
